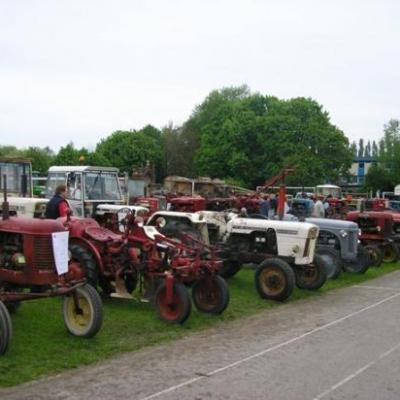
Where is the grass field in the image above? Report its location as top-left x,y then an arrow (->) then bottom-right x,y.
1,262 -> 399,387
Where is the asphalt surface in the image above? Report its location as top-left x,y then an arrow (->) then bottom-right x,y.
3,271 -> 400,400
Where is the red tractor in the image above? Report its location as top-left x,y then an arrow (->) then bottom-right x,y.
0,208 -> 103,355
62,210 -> 229,324
169,196 -> 206,212
346,211 -> 399,266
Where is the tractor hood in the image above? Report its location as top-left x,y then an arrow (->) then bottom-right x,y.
0,216 -> 65,235
229,217 -> 318,238
305,218 -> 359,232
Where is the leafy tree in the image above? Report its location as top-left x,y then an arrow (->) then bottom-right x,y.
191,87 -> 352,187
96,126 -> 162,175
350,141 -> 357,157
365,164 -> 393,193
378,119 -> 400,183
52,143 -> 81,166
358,138 -> 364,157
23,146 -> 54,175
364,140 -> 371,157
0,145 -> 23,158
372,140 -> 378,157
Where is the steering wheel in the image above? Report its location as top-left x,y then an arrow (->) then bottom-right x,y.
117,207 -> 136,233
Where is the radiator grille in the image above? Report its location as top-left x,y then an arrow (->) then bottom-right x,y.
32,236 -> 55,269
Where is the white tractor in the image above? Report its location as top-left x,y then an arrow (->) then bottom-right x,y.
146,210 -> 326,301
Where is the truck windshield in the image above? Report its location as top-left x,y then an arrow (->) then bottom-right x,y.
84,172 -> 122,201
45,173 -> 66,198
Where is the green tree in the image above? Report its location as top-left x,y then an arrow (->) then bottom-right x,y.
52,143 -> 81,166
378,119 -> 400,183
191,87 -> 352,187
23,146 -> 54,175
0,145 -> 23,158
365,164 -> 393,193
350,141 -> 357,157
358,138 -> 364,157
372,140 -> 378,157
96,126 -> 162,175
364,140 -> 371,157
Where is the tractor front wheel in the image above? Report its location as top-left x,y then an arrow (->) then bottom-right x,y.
343,245 -> 371,273
254,258 -> 295,301
62,284 -> 103,338
218,260 -> 242,279
294,254 -> 327,290
0,301 -> 12,355
192,275 -> 229,315
315,246 -> 342,279
155,281 -> 191,324
380,242 -> 400,264
364,244 -> 384,267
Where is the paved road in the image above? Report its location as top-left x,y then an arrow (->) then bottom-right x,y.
3,271 -> 400,400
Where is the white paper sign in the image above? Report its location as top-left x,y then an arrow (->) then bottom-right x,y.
51,231 -> 70,275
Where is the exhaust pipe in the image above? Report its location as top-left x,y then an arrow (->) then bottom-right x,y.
2,174 -> 9,220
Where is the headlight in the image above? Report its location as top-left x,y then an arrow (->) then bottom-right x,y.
308,227 -> 318,239
339,230 -> 348,238
376,226 -> 381,232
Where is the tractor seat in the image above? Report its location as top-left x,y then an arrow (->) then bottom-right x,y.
84,226 -> 122,243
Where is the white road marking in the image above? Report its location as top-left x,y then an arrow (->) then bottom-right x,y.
139,291 -> 400,400
354,284 -> 400,291
313,341 -> 400,400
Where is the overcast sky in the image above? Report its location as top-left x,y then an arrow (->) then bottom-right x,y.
1,0 -> 399,152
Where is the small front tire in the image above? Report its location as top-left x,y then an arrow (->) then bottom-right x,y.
154,281 -> 191,324
294,254 -> 327,290
63,284 -> 103,338
192,275 -> 229,315
0,301 -> 12,355
254,258 -> 295,301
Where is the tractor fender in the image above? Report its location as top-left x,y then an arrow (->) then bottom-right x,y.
69,236 -> 105,274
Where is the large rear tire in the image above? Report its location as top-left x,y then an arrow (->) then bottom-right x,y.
62,284 -> 103,338
0,301 -> 12,355
155,281 -> 191,324
70,244 -> 99,288
254,258 -> 295,301
192,275 -> 229,315
294,254 -> 327,290
315,246 -> 342,279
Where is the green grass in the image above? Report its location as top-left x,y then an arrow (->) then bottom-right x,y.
1,262 -> 399,387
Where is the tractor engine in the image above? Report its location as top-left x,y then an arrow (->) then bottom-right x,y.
0,232 -> 25,270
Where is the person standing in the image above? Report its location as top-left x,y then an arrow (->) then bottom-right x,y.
260,195 -> 269,217
312,196 -> 325,218
45,184 -> 70,219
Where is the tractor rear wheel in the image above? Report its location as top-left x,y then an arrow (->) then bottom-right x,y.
380,242 -> 400,264
0,301 -> 12,355
70,244 -> 99,288
254,258 -> 295,301
62,284 -> 103,338
192,275 -> 229,315
218,260 -> 242,279
343,244 -> 371,273
315,246 -> 342,279
155,281 -> 191,324
294,254 -> 327,290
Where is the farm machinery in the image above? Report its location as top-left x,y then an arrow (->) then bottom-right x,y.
0,188 -> 104,355
146,210 -> 327,302
61,209 -> 229,324
346,211 -> 399,266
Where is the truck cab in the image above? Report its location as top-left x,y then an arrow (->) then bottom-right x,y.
45,166 -> 125,218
